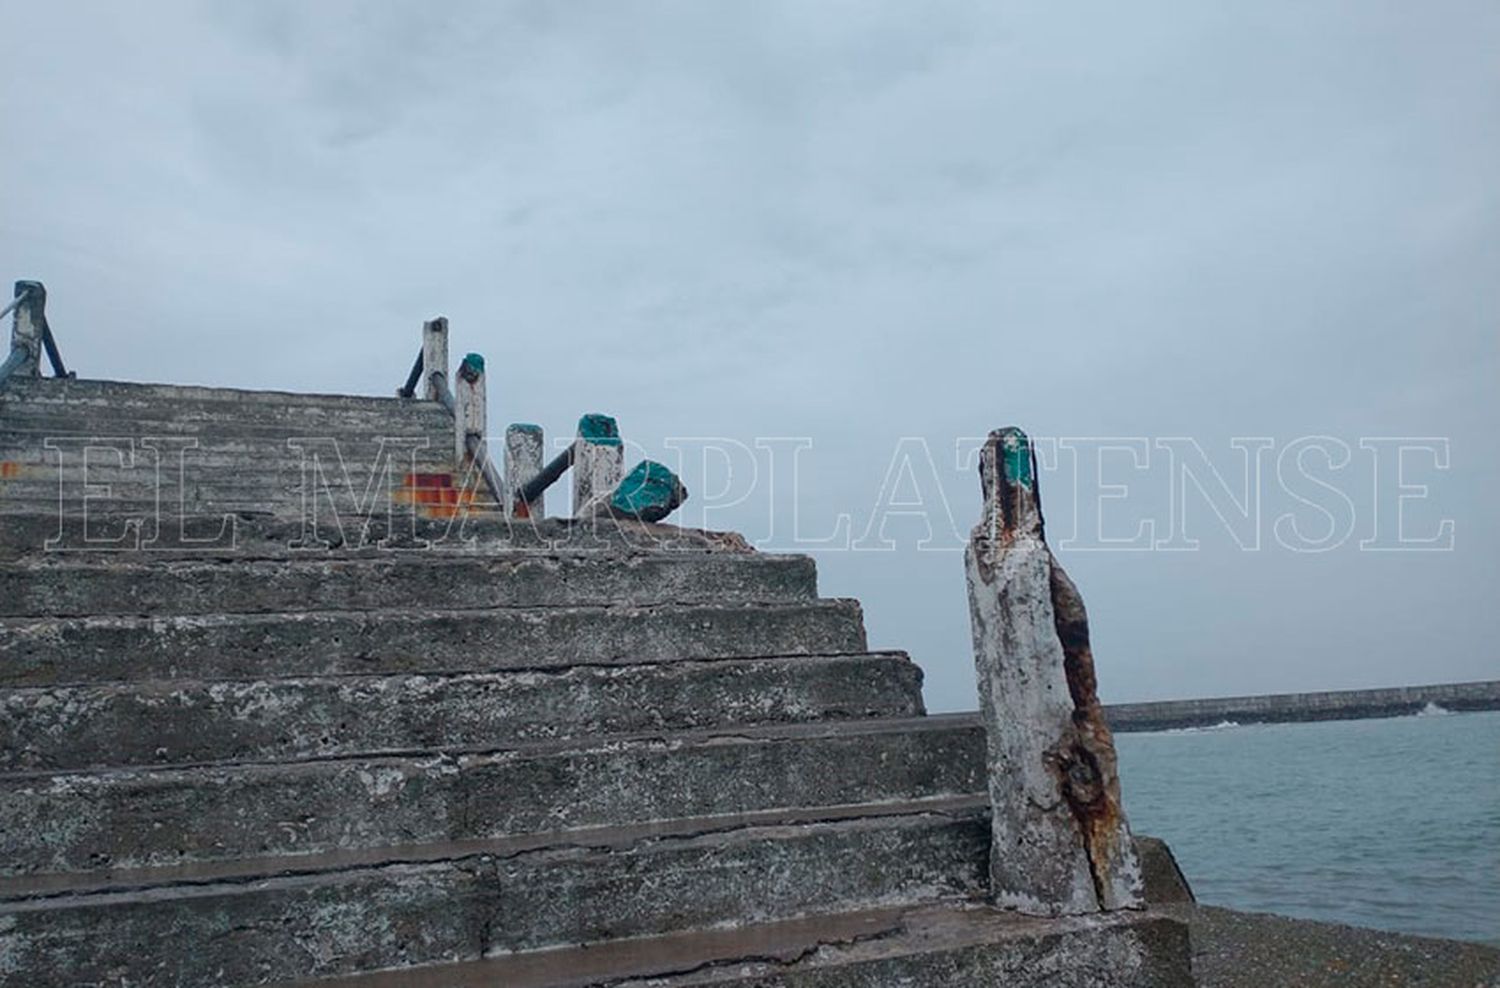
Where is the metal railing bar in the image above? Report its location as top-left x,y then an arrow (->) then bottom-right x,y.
518,442 -> 576,506
0,286 -> 31,323
397,351 -> 423,399
40,325 -> 69,378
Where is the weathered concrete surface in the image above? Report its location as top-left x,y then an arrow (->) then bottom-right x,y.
0,718 -> 983,876
0,376 -> 464,530
0,809 -> 989,987
292,906 -> 1192,988
1107,679 -> 1500,732
0,652 -> 924,771
0,599 -> 868,687
1167,903 -> 1500,987
0,380 -> 1198,985
965,428 -> 1142,916
0,552 -> 819,617
631,907 -> 1192,987
1135,836 -> 1196,905
0,508 -> 767,560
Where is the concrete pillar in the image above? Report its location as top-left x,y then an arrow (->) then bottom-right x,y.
965,426 -> 1143,917
10,281 -> 45,377
572,413 -> 622,517
505,423 -> 545,518
421,317 -> 449,402
454,353 -> 486,467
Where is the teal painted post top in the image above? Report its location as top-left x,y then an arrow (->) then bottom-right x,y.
610,460 -> 687,521
509,422 -> 542,435
458,352 -> 485,381
997,427 -> 1034,490
577,413 -> 621,446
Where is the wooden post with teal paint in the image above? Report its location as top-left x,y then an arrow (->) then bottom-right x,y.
572,413 -> 622,517
505,423 -> 545,518
454,352 -> 487,469
421,317 -> 449,402
965,426 -> 1143,916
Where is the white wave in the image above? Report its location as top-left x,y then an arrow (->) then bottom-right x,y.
1160,720 -> 1242,734
1414,701 -> 1452,717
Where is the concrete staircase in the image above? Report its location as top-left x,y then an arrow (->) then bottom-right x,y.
0,377 -> 1191,986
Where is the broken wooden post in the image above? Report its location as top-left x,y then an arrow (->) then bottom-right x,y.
505,423 -> 545,518
965,426 -> 1143,917
421,317 -> 449,402
572,413 -> 622,517
9,281 -> 45,378
454,353 -> 486,465
601,460 -> 688,523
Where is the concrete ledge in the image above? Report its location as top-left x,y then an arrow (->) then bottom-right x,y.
290,905 -> 1192,988
1107,680 -> 1500,731
0,652 -> 924,771
0,808 -> 990,986
0,717 -> 984,876
0,552 -> 819,618
0,600 -> 869,687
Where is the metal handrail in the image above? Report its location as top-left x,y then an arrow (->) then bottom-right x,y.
396,350 -> 423,399
0,288 -> 29,322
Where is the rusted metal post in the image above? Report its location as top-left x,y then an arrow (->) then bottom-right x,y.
965,427 -> 1143,917
505,423 -> 545,518
9,281 -> 45,378
572,413 -> 622,517
421,317 -> 449,402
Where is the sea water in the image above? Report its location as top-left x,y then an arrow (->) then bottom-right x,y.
1115,708 -> 1500,945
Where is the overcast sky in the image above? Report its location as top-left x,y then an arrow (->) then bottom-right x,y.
3,1 -> 1496,709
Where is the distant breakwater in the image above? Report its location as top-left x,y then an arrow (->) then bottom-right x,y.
1104,680 -> 1500,733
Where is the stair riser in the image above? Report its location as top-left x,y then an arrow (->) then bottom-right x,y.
0,725 -> 981,875
0,554 -> 817,619
0,602 -> 866,687
0,434 -> 452,459
637,916 -> 1194,988
0,655 -> 923,771
0,815 -> 988,987
0,392 -> 454,431
0,512 -> 755,561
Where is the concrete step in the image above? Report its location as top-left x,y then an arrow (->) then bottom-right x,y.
0,716 -> 981,877
0,427 -> 452,456
0,599 -> 867,687
0,552 -> 819,618
0,801 -> 990,987
0,652 -> 925,771
0,377 -> 454,428
0,511 -> 754,559
291,904 -> 1192,988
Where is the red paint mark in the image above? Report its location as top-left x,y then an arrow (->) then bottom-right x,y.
0,461 -> 21,479
397,471 -> 488,518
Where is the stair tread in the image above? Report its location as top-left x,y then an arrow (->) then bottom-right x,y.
1,711 -> 973,778
1,652 -> 925,772
283,902 -> 1185,988
0,795 -> 987,903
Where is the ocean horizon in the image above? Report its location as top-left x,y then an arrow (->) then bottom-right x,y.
1117,707 -> 1500,946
